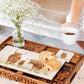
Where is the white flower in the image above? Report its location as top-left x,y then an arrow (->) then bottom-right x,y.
0,0 -> 40,27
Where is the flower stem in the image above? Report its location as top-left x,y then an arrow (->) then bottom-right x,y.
17,26 -> 22,44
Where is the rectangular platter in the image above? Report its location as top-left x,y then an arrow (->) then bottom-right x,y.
0,36 -> 84,84
0,45 -> 65,80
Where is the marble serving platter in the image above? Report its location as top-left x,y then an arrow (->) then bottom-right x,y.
0,45 -> 65,80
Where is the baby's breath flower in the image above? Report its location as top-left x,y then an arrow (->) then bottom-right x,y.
0,0 -> 39,27
0,0 -> 40,46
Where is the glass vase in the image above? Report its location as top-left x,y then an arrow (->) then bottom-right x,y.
13,28 -> 25,47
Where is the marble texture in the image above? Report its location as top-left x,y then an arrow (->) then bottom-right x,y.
0,13 -> 62,40
0,35 -> 7,44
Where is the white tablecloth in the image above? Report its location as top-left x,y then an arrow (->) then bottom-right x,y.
0,35 -> 84,84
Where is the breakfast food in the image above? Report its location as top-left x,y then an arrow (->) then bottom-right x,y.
7,52 -> 21,64
61,53 -> 67,58
39,51 -> 56,61
18,60 -> 26,65
42,59 -> 61,72
29,59 -> 43,70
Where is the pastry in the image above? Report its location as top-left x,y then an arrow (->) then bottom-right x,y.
39,51 -> 56,61
29,59 -> 43,70
42,59 -> 61,72
61,53 -> 67,58
7,52 -> 21,64
18,60 -> 25,65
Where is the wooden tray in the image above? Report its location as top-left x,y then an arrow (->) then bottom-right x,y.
0,36 -> 84,84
